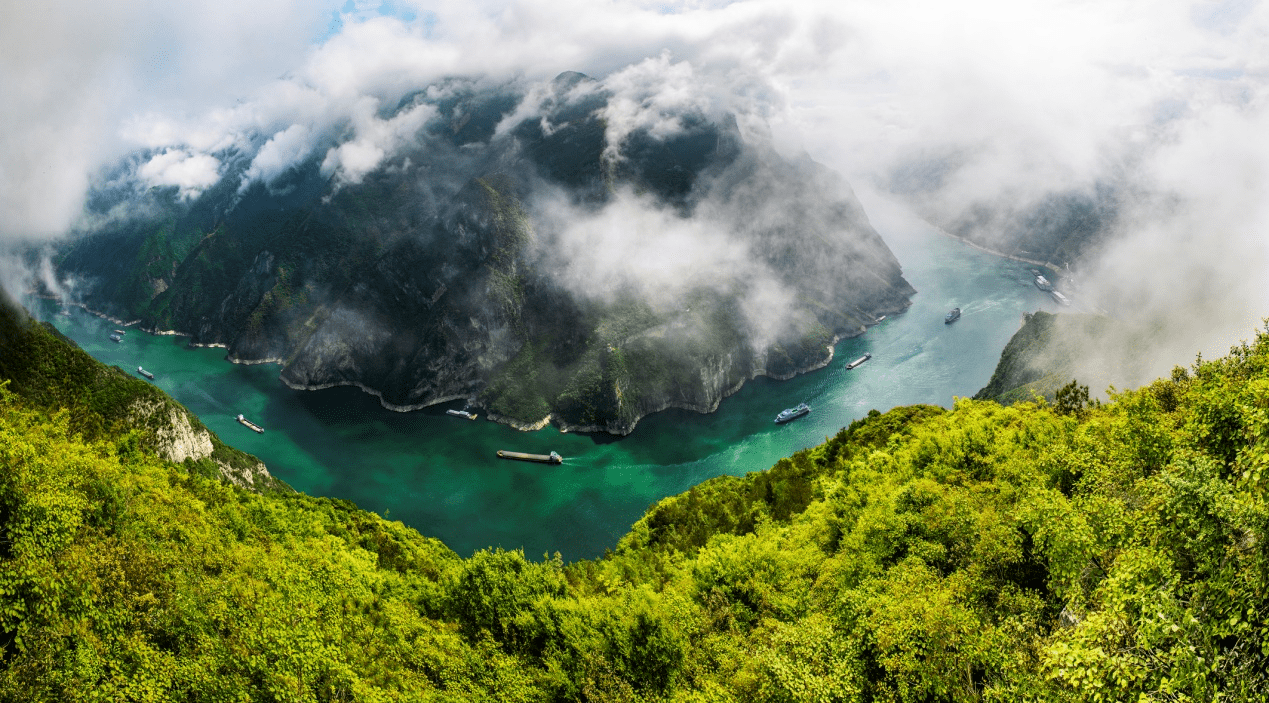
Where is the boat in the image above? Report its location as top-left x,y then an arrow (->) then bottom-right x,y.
774,403 -> 811,424
137,367 -> 154,380
497,450 -> 563,464
108,333 -> 122,343
846,353 -> 872,370
114,329 -> 127,335
446,409 -> 478,421
236,414 -> 265,434
944,308 -> 961,324
1050,291 -> 1071,306
1034,274 -> 1054,292
874,315 -> 887,323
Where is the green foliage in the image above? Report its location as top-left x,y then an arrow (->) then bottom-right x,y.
8,293 -> 1269,698
1054,380 -> 1091,417
0,292 -> 275,491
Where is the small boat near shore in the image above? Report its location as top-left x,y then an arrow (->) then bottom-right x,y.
1034,274 -> 1054,292
774,403 -> 811,424
108,333 -> 122,343
236,414 -> 265,434
944,308 -> 961,324
846,353 -> 872,370
497,450 -> 563,464
114,329 -> 127,335
446,409 -> 478,420
137,367 -> 154,380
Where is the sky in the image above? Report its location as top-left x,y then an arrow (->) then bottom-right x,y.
3,0 -> 1269,368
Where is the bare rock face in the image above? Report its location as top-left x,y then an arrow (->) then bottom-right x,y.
128,397 -> 273,488
131,400 -> 215,463
215,458 -> 273,490
58,74 -> 915,435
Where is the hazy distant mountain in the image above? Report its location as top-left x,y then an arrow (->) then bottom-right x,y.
54,72 -> 914,434
887,151 -> 1122,270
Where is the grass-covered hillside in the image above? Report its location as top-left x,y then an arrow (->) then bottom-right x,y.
3,300 -> 1269,700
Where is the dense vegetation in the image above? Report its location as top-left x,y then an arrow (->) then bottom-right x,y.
0,290 -> 271,486
4,305 -> 1269,700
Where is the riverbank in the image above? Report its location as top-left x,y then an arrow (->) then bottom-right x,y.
37,197 -> 1060,560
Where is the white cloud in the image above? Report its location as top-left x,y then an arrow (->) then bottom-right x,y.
0,0 -> 336,240
2,0 -> 1269,367
318,98 -> 436,186
243,124 -> 320,188
138,149 -> 221,198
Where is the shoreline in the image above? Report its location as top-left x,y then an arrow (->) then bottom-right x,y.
37,293 -> 910,437
925,226 -> 1067,273
551,304 -> 909,436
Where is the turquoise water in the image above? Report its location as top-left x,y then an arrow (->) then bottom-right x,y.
43,192 -> 1064,560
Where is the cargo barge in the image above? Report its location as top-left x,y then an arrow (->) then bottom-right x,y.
846,353 -> 872,370
446,409 -> 478,420
236,414 -> 265,434
497,450 -> 563,464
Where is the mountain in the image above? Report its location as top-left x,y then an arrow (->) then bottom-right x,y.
888,152 -> 1122,270
52,73 -> 914,434
3,291 -> 1268,699
0,285 -> 275,489
974,310 -> 1170,404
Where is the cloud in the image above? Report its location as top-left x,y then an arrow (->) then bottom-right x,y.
138,149 -> 222,198
318,97 -> 436,186
2,0 -> 1269,373
541,187 -> 759,306
0,0 -> 337,240
242,124 -> 320,188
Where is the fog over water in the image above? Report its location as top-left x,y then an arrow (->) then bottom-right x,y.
3,0 -> 1269,394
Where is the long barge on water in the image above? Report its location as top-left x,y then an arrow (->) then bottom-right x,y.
845,353 -> 872,370
236,414 -> 265,434
497,450 -> 563,464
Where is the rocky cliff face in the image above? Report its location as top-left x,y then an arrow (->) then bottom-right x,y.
55,73 -> 914,434
126,397 -> 272,488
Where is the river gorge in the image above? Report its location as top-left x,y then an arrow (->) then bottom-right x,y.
43,190 -> 1068,560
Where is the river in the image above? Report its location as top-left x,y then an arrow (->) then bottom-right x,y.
43,190 -> 1066,560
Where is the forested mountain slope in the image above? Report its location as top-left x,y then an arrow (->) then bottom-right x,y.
0,287 -> 274,489
2,293 -> 1268,700
52,73 -> 913,434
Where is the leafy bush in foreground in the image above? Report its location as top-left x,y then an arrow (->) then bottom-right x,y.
4,323 -> 1269,700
